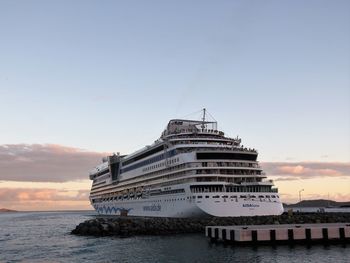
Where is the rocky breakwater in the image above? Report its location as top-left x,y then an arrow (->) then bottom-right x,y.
71,213 -> 350,237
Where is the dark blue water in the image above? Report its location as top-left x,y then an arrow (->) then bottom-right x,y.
0,211 -> 349,263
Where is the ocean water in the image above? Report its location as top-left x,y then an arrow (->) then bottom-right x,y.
0,211 -> 349,263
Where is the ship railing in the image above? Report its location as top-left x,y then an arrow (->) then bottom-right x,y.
164,128 -> 222,136
194,169 -> 263,176
175,145 -> 257,153
204,162 -> 261,168
242,178 -> 273,183
190,185 -> 279,194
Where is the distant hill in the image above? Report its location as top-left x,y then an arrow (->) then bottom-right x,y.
0,208 -> 17,212
284,199 -> 350,208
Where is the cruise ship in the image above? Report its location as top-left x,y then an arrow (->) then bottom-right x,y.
89,110 -> 284,217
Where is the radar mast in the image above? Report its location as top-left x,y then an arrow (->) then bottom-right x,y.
201,108 -> 206,130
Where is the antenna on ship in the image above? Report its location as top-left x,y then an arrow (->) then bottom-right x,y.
201,108 -> 206,130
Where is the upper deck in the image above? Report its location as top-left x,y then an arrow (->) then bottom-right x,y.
162,119 -> 219,138
89,109 -> 256,180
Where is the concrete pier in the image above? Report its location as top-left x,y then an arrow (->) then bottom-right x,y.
206,223 -> 350,244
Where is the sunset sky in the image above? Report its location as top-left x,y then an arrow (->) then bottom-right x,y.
0,0 -> 349,211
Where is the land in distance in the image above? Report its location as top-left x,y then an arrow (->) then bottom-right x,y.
0,208 -> 18,212
284,199 -> 350,208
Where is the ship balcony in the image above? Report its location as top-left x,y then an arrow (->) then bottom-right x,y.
190,184 -> 279,194
174,144 -> 258,154
194,168 -> 263,177
198,162 -> 261,169
240,180 -> 274,186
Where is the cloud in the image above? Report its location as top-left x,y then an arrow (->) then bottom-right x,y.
261,162 -> 350,181
0,188 -> 90,202
0,144 -> 107,182
0,188 -> 92,211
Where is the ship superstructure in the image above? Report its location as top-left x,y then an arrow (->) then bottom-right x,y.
89,109 -> 283,217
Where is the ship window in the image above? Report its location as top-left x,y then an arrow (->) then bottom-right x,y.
197,196 -> 202,198
205,196 -> 209,198
222,195 -> 228,198
240,195 -> 247,198
271,195 -> 276,198
230,196 -> 237,198
213,195 -> 219,198
197,152 -> 257,161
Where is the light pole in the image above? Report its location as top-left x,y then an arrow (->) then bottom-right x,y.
299,189 -> 304,202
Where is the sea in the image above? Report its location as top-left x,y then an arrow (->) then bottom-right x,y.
0,211 -> 349,263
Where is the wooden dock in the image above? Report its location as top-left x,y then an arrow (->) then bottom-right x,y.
205,223 -> 350,245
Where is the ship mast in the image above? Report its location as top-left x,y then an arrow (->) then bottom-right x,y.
201,108 -> 206,130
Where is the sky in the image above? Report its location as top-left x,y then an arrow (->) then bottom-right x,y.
0,0 -> 349,210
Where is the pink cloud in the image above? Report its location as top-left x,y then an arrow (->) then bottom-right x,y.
0,188 -> 90,202
261,162 -> 350,181
0,188 -> 92,211
0,144 -> 107,182
278,165 -> 308,174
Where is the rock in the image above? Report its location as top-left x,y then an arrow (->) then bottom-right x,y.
70,212 -> 350,237
88,226 -> 101,236
101,223 -> 109,232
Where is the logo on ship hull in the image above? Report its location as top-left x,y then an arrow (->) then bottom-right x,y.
243,204 -> 260,208
143,204 -> 161,211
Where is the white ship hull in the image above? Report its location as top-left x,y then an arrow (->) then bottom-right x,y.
92,187 -> 283,218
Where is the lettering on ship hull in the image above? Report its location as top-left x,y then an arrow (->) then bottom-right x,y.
143,204 -> 161,211
243,204 -> 260,208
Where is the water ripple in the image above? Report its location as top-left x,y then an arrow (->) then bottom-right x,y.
0,212 -> 349,263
